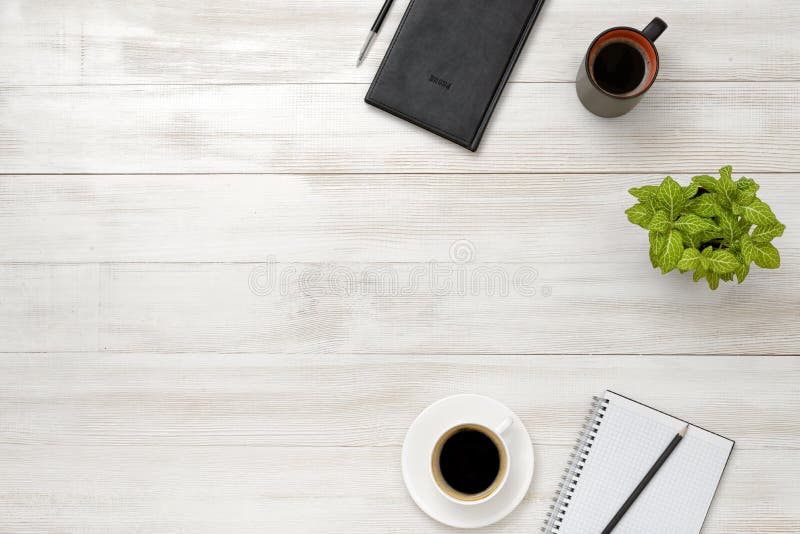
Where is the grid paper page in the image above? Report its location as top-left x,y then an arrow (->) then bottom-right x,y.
557,392 -> 733,534
615,424 -> 732,533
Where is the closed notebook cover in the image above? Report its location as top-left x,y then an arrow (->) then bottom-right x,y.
365,0 -> 546,151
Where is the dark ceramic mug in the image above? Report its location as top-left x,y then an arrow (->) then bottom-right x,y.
576,18 -> 668,117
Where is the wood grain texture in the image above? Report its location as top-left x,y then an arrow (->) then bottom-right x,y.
0,445 -> 795,534
2,354 -> 798,449
1,261 -> 798,354
1,354 -> 798,533
1,82 -> 799,174
0,173 -> 797,263
1,0 -> 799,531
1,0 -> 799,85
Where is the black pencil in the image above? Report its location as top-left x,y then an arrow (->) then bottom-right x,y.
600,425 -> 689,534
357,0 -> 395,66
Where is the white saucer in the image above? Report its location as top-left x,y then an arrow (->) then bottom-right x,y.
401,394 -> 534,529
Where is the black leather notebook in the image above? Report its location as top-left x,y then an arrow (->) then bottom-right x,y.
365,0 -> 546,151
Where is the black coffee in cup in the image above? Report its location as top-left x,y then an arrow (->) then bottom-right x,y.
432,424 -> 507,501
593,41 -> 647,95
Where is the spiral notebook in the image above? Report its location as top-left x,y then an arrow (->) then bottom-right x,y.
543,391 -> 734,534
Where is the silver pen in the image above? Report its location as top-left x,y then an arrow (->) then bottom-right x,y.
357,0 -> 395,66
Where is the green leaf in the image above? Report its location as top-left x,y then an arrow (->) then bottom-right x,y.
684,230 -> 721,250
682,183 -> 700,201
737,189 -> 756,206
706,271 -> 720,290
647,210 -> 671,233
741,235 -> 781,269
717,168 -> 738,208
659,230 -> 684,273
739,235 -> 754,263
650,231 -> 667,256
736,177 -> 758,192
737,219 -> 753,238
626,203 -> 654,228
751,222 -> 786,243
736,178 -> 759,205
649,247 -> 659,268
692,175 -> 718,191
687,194 -> 718,217
736,199 -> 777,226
693,266 -> 707,282
677,248 -> 701,271
656,177 -> 686,220
707,250 -> 740,274
720,272 -> 734,282
682,233 -> 701,249
674,214 -> 718,235
699,246 -> 714,270
629,185 -> 659,201
717,210 -> 740,243
649,231 -> 666,268
734,262 -> 750,284
755,244 -> 781,269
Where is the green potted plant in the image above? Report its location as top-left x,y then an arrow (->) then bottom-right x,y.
626,166 -> 785,289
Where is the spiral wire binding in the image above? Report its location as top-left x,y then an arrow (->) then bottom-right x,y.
541,395 -> 610,533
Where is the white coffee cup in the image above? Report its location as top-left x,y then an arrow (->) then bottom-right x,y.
430,416 -> 514,505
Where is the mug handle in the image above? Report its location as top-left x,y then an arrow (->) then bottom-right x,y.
642,17 -> 668,42
494,416 -> 514,436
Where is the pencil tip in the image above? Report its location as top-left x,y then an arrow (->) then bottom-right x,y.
679,425 -> 689,437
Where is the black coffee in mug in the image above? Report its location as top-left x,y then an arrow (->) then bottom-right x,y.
576,17 -> 668,117
432,424 -> 508,501
593,42 -> 647,95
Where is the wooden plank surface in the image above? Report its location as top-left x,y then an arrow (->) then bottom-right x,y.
1,83 -> 799,174
1,0 -> 798,85
2,261 -> 798,354
2,354 -> 798,449
1,0 -> 799,531
0,445 -> 795,534
0,354 -> 798,533
0,173 -> 797,263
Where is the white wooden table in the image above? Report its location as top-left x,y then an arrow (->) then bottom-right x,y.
1,1 -> 798,532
